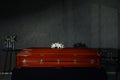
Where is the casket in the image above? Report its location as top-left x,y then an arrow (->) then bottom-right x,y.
16,48 -> 101,69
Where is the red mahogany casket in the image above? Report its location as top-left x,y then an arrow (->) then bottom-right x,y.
16,48 -> 101,69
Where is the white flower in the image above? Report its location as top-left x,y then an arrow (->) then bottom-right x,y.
51,42 -> 64,48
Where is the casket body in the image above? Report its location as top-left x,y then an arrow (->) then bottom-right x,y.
16,48 -> 100,69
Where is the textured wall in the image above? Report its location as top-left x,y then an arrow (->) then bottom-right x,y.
118,1 -> 120,49
0,0 -> 119,49
90,0 -> 118,48
0,0 -> 91,49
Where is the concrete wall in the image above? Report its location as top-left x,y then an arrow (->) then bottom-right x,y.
118,1 -> 120,49
0,0 -> 119,49
90,0 -> 118,48
0,0 -> 91,49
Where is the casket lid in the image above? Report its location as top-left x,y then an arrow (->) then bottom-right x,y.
17,48 -> 98,57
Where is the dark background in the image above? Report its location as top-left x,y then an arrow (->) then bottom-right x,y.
0,0 -> 119,49
0,1 -> 120,80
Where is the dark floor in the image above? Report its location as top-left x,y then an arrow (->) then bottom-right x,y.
0,71 -> 120,80
0,72 -> 12,80
0,68 -> 109,80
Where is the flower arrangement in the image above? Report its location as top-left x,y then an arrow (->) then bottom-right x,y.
51,42 -> 64,48
4,34 -> 17,50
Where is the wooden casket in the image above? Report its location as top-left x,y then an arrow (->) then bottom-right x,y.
12,48 -> 108,80
16,48 -> 100,69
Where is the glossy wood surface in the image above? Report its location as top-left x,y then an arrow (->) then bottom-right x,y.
16,48 -> 100,68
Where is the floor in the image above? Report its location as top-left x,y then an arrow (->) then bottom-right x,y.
0,72 -> 12,80
0,71 -> 120,80
107,72 -> 120,80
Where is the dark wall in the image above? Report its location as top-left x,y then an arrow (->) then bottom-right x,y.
0,0 -> 119,49
91,0 -> 118,48
0,0 -> 91,49
118,1 -> 120,49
